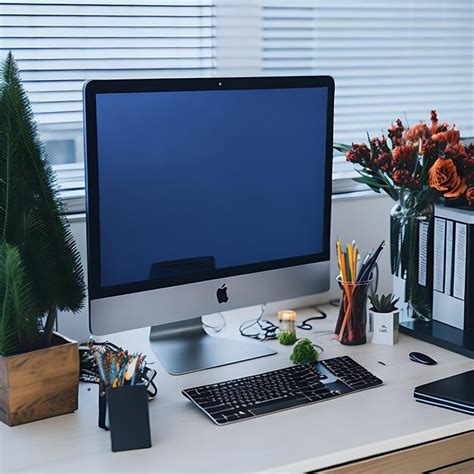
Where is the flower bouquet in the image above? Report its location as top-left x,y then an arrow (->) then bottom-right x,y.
336,111 -> 474,320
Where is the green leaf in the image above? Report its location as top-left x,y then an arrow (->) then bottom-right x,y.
0,243 -> 40,356
333,143 -> 352,153
370,293 -> 399,312
353,177 -> 383,193
0,52 -> 86,350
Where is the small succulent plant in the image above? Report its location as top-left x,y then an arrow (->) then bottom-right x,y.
369,293 -> 399,313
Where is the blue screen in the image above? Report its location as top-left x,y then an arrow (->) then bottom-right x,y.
95,87 -> 329,288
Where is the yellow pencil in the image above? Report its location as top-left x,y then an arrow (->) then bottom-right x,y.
340,252 -> 348,282
336,239 -> 342,263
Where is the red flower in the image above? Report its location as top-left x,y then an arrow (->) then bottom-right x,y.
393,169 -> 418,188
346,143 -> 370,165
467,171 -> 474,187
444,142 -> 469,177
421,139 -> 438,161
374,151 -> 392,171
430,110 -> 438,132
430,110 -> 449,134
392,145 -> 416,169
464,145 -> 474,184
466,187 -> 474,207
377,135 -> 390,152
388,119 -> 404,145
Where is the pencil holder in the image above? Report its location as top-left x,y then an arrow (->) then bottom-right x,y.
335,277 -> 373,345
105,385 -> 152,452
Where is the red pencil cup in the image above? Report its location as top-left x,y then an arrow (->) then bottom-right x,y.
335,276 -> 373,345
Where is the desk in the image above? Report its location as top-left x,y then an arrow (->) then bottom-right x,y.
1,305 -> 473,473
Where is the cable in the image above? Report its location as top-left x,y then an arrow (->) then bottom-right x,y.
239,304 -> 279,341
370,262 -> 379,296
297,306 -> 327,331
202,312 -> 227,333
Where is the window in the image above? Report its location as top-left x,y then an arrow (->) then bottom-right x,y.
260,1 -> 474,141
1,0 -> 473,197
0,0 -> 215,171
217,0 -> 474,192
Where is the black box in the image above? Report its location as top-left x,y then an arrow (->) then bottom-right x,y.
106,385 -> 152,452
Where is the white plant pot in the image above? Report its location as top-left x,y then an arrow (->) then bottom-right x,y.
369,309 -> 399,345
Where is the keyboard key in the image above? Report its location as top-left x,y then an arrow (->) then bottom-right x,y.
249,397 -> 309,416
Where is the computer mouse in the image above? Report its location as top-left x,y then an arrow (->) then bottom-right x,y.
409,352 -> 437,365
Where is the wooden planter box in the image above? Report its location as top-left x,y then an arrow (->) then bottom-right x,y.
0,333 -> 79,426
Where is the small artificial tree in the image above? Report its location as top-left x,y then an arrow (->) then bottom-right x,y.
0,52 -> 85,356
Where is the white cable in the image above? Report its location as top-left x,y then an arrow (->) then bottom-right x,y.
202,312 -> 227,333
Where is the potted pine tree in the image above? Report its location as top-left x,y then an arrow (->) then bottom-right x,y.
0,53 -> 85,426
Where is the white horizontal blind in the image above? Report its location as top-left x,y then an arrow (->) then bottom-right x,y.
262,0 -> 474,146
0,0 -> 216,127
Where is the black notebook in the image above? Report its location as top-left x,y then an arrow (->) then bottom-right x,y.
414,370 -> 474,415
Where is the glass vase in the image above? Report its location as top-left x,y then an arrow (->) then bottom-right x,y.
390,188 -> 433,321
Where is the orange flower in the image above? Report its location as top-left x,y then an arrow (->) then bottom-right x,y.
406,123 -> 428,143
429,158 -> 467,198
446,128 -> 460,144
431,131 -> 448,143
432,127 -> 459,145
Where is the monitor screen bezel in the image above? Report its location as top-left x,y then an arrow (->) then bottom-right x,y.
84,76 -> 334,300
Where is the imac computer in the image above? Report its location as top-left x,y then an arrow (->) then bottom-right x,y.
84,76 -> 334,375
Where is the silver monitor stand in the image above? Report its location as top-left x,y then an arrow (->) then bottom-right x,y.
149,317 -> 276,375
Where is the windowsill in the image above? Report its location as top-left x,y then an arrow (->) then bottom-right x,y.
56,158 -> 392,215
332,189 -> 392,202
62,187 -> 390,217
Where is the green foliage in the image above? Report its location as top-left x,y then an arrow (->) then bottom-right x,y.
278,331 -> 297,346
353,168 -> 399,201
333,143 -> 353,154
290,338 -> 321,365
333,143 -> 400,201
0,243 -> 41,356
0,52 -> 85,354
369,293 -> 399,313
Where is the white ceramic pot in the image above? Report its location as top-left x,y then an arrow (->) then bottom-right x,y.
369,309 -> 399,345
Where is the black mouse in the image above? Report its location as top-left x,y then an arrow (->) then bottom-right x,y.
409,352 -> 437,365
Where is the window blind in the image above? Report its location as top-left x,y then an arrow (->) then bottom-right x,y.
0,0 -> 216,126
262,0 -> 474,145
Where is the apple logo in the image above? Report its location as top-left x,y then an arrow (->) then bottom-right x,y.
216,284 -> 229,304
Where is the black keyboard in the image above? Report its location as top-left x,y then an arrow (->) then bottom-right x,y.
182,356 -> 383,425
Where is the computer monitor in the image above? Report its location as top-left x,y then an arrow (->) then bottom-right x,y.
84,76 -> 334,375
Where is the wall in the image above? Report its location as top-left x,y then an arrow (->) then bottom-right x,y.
57,192 -> 394,343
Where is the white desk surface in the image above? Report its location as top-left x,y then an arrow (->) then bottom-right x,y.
1,304 -> 473,473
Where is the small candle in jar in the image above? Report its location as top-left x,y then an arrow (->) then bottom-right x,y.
278,310 -> 297,334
